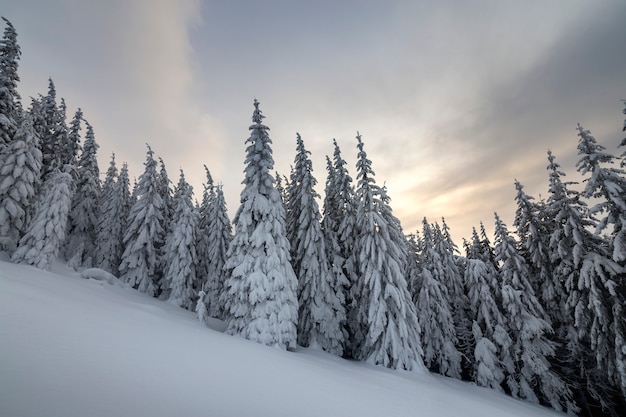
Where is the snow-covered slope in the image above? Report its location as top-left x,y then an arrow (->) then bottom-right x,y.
0,257 -> 564,417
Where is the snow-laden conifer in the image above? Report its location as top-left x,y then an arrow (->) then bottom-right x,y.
513,180 -> 558,319
546,149 -> 621,413
95,157 -> 130,275
433,219 -> 473,376
63,108 -> 82,168
222,99 -> 298,350
416,219 -> 462,378
38,79 -> 65,180
0,116 -> 41,252
322,139 -> 359,356
287,133 -> 345,355
65,121 -> 100,267
353,133 -> 424,370
12,167 -> 73,269
494,213 -> 576,412
204,184 -> 232,318
0,17 -> 21,149
163,170 -> 197,310
119,145 -> 165,296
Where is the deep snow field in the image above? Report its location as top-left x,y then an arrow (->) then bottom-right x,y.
0,255 -> 565,417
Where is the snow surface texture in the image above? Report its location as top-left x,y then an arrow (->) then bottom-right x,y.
0,257 -> 565,417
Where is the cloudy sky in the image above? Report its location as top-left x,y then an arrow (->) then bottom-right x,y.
3,0 -> 626,244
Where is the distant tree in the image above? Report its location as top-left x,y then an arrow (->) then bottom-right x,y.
0,17 -> 21,149
0,116 -> 41,252
416,218 -> 462,378
95,159 -> 130,275
65,120 -> 100,268
222,99 -> 298,350
352,133 -> 424,370
12,167 -> 73,270
119,145 -> 165,296
163,170 -> 197,310
287,133 -> 345,355
493,213 -> 576,413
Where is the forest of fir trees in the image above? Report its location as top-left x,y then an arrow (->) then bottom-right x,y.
1,17 -> 626,417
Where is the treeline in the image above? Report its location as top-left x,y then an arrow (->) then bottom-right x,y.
1,17 -> 625,417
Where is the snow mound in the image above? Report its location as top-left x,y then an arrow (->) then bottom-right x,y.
81,267 -> 126,287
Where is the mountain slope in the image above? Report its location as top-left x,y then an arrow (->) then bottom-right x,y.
0,257 -> 564,417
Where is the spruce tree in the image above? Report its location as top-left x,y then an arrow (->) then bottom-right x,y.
546,150 -> 621,413
222,99 -> 298,350
416,218 -> 462,378
0,17 -> 21,149
0,116 -> 41,252
65,120 -> 100,267
95,157 -> 130,275
38,79 -> 65,180
119,145 -> 165,296
163,170 -> 198,310
204,184 -> 232,318
63,108 -> 82,168
287,133 -> 345,355
353,133 -> 424,370
196,167 -> 215,309
322,139 -> 358,356
12,167 -> 73,270
493,213 -> 576,412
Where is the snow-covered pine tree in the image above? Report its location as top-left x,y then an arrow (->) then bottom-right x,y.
574,127 -> 626,405
38,78 -> 65,181
493,213 -> 576,413
512,180 -> 560,321
405,232 -> 422,301
287,133 -> 345,355
119,145 -> 165,297
204,184 -> 232,318
433,219 -> 473,378
222,99 -> 298,350
322,139 -> 359,356
162,170 -> 197,310
62,108 -> 82,168
11,166 -> 73,270
196,167 -> 214,309
546,149 -> 622,414
416,218 -> 462,378
352,133 -> 424,370
155,157 -> 173,292
95,157 -> 131,275
0,116 -> 41,252
0,17 -> 21,149
65,120 -> 100,268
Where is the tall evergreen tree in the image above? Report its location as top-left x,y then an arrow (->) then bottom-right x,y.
493,213 -> 576,412
38,78 -> 66,180
204,184 -> 232,318
287,133 -> 345,355
119,145 -> 165,296
0,17 -> 21,149
322,139 -> 359,356
0,116 -> 41,252
352,133 -> 424,370
95,159 -> 130,275
63,108 -> 82,168
196,167 -> 215,308
163,170 -> 197,310
12,167 -> 73,270
222,99 -> 298,350
546,149 -> 621,414
65,120 -> 100,267
416,218 -> 462,378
